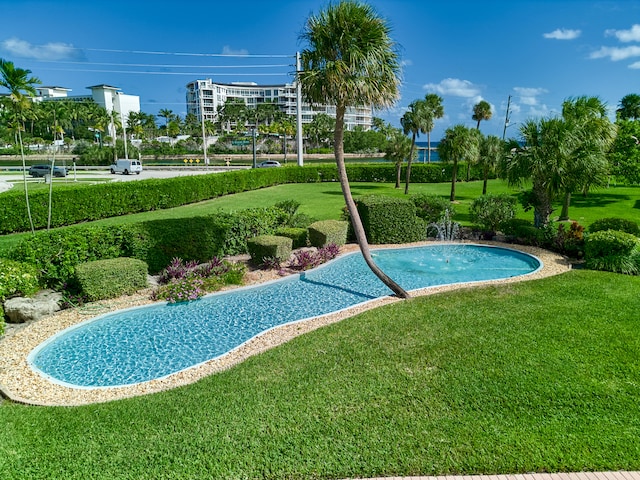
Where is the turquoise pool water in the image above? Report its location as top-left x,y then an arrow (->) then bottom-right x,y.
28,244 -> 541,388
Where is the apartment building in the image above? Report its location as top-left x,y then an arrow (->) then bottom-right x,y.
185,78 -> 373,131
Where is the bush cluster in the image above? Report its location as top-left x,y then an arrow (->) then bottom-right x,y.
410,194 -> 455,224
0,258 -> 39,334
247,235 -> 293,265
585,229 -> 640,275
588,217 -> 640,236
469,194 -> 517,234
355,195 -> 426,244
73,257 -> 149,302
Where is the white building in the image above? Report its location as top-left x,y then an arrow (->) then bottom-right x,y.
185,79 -> 373,131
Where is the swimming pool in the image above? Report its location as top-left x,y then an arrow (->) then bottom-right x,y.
28,244 -> 541,388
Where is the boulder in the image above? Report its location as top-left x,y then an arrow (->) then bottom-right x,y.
3,290 -> 64,324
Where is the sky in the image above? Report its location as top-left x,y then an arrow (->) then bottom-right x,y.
1,0 -> 640,140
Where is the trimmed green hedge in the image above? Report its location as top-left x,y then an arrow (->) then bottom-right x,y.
355,195 -> 426,244
275,227 -> 308,248
307,220 -> 349,248
585,229 -> 640,275
0,164 -> 476,234
247,235 -> 293,264
74,257 -> 149,301
588,217 -> 640,236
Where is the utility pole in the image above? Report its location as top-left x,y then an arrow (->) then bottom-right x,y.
502,95 -> 512,141
200,84 -> 209,166
296,52 -> 304,166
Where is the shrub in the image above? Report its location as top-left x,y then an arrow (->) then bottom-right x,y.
74,257 -> 149,302
354,195 -> 426,244
585,229 -> 640,274
469,194 -> 517,234
275,227 -> 308,248
554,222 -> 585,258
410,194 -> 455,224
154,275 -> 205,303
501,219 -> 555,248
307,220 -> 349,247
0,258 -> 40,301
288,243 -> 341,271
247,235 -> 293,265
589,217 -> 640,236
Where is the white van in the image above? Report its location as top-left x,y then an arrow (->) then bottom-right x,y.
110,159 -> 143,175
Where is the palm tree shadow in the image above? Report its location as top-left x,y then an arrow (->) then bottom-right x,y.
298,272 -> 380,300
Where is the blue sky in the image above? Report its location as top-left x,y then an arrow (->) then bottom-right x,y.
2,0 -> 639,140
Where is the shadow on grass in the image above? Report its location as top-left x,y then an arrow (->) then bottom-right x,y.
322,185 -> 391,196
568,192 -> 632,209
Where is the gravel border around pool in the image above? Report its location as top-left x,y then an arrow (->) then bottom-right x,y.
0,241 -> 571,407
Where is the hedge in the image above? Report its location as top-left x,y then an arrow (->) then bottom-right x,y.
74,257 -> 149,301
355,195 -> 426,244
307,220 -> 349,248
588,217 -> 640,236
0,163 -> 482,234
585,229 -> 640,275
247,235 -> 293,265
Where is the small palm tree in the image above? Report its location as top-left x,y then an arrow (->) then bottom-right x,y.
478,135 -> 504,195
385,128 -> 413,188
401,99 -> 428,195
438,124 -> 480,202
423,93 -> 444,163
469,100 -> 493,181
0,58 -> 41,234
300,0 -> 408,298
617,93 -> 640,120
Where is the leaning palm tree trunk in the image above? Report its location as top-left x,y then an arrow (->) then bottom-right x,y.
335,105 -> 409,299
18,129 -> 35,234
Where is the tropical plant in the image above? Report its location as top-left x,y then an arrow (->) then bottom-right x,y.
478,134 -> 504,194
617,93 -> 640,120
438,124 -> 480,202
299,0 -> 409,298
400,99 -> 428,194
422,94 -> 444,164
469,100 -> 493,181
0,58 -> 41,234
608,119 -> 640,184
384,128 -> 413,188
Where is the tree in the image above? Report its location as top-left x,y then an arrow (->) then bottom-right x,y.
400,99 -> 428,195
158,109 -> 174,129
469,100 -> 492,181
617,93 -> 640,121
384,128 -> 413,188
0,58 -> 41,234
478,135 -> 504,195
422,93 -> 444,164
558,96 -> 616,220
304,113 -> 335,150
438,124 -> 480,202
300,0 -> 409,298
609,119 -> 640,184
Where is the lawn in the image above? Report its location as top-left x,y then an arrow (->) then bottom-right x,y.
1,178 -> 639,254
1,270 -> 639,479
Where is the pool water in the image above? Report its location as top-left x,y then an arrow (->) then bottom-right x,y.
29,244 -> 541,388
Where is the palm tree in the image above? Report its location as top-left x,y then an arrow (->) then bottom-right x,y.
423,94 -> 444,163
558,96 -> 616,220
300,0 -> 409,298
158,109 -> 174,128
400,99 -> 428,195
617,93 -> 640,121
385,128 -> 413,188
469,100 -> 493,181
478,135 -> 504,195
438,124 -> 480,202
0,58 -> 41,234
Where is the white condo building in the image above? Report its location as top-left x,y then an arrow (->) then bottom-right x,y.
185,79 -> 373,131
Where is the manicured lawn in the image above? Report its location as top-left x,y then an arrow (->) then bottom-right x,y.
1,270 -> 639,479
2,178 -> 639,254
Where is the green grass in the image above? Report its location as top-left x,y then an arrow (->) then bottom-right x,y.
1,270 -> 639,479
1,179 -> 639,254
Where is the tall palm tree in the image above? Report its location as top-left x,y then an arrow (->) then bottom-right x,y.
158,109 -> 174,128
469,100 -> 492,181
0,58 -> 41,234
478,135 -> 504,195
300,0 -> 409,298
400,99 -> 428,195
423,93 -> 444,163
438,124 -> 480,202
617,93 -> 640,121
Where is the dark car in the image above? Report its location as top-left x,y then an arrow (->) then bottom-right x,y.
256,160 -> 281,168
29,165 -> 67,177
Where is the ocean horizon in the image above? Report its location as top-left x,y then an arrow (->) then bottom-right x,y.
415,141 -> 440,162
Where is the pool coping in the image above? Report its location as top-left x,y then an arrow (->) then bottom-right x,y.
0,241 -> 572,407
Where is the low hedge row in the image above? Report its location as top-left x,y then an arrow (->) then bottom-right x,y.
0,163 -> 484,234
8,205 -> 290,287
74,257 -> 149,301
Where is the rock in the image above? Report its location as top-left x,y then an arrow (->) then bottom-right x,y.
3,290 -> 64,324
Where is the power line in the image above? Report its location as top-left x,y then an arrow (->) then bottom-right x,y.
36,68 -> 292,76
80,47 -> 293,58
33,60 -> 293,69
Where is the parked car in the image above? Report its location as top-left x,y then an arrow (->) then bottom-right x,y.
256,160 -> 281,168
110,159 -> 143,175
29,165 -> 67,177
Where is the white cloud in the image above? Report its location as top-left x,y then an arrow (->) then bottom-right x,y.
590,45 -> 640,61
543,28 -> 581,40
605,24 -> 640,42
1,37 -> 82,61
423,78 -> 480,97
630,61 -> 640,69
222,45 -> 248,56
401,59 -> 413,67
513,87 -> 548,106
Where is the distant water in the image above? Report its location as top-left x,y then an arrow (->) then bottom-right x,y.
416,141 -> 440,162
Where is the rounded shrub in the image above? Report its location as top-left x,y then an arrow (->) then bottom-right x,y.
0,258 -> 40,300
410,194 -> 455,224
469,193 -> 516,234
585,229 -> 640,275
588,217 -> 640,236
